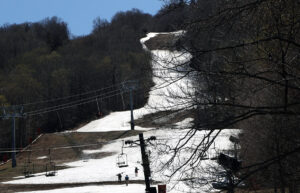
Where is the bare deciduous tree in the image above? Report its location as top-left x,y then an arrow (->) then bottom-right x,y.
149,0 -> 300,192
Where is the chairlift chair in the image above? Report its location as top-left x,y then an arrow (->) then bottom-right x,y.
45,161 -> 56,177
200,152 -> 209,160
116,153 -> 128,168
45,149 -> 56,177
23,163 -> 35,178
23,150 -> 35,178
116,140 -> 129,168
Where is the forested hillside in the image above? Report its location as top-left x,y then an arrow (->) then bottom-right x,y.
0,1 -> 191,156
2,0 -> 299,191
0,10 -> 162,155
158,0 -> 300,192
0,2 -> 189,158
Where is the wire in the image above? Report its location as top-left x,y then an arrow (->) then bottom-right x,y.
0,142 -> 106,153
24,81 -> 145,117
19,81 -> 131,107
26,89 -> 131,117
0,133 -> 229,152
25,88 -> 122,115
0,131 -> 147,153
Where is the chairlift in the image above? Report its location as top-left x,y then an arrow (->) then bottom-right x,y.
45,162 -> 56,177
200,152 -> 209,160
116,153 -> 128,168
23,150 -> 35,178
45,149 -> 56,177
81,152 -> 89,162
116,140 -> 128,168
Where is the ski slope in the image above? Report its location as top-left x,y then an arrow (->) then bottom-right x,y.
9,126 -> 237,193
4,32 -> 239,193
77,31 -> 192,132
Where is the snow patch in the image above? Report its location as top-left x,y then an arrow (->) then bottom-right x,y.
175,118 -> 194,128
82,149 -> 103,154
37,156 -> 48,160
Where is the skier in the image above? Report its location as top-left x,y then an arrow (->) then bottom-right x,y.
134,167 -> 139,177
125,174 -> 129,186
117,173 -> 122,183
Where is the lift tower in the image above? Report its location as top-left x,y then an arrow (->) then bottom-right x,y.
122,80 -> 138,130
2,106 -> 23,168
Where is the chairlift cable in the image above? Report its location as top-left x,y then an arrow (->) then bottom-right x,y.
19,81 -> 131,107
25,84 -> 145,117
25,88 -> 123,114
25,89 -> 131,117
26,86 -> 147,117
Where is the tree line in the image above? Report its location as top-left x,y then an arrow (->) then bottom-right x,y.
152,0 -> 300,192
0,8 -> 183,159
0,5 -> 190,160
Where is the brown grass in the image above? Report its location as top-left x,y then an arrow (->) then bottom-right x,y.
135,109 -> 194,128
0,130 -> 141,184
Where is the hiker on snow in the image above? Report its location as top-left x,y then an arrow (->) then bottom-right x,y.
125,174 -> 129,186
117,173 -> 122,182
134,167 -> 139,177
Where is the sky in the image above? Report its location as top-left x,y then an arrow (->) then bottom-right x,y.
0,0 -> 163,36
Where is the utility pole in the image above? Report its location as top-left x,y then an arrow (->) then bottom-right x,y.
2,106 -> 23,168
139,133 -> 151,192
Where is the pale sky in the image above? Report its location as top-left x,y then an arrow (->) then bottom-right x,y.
0,0 -> 163,36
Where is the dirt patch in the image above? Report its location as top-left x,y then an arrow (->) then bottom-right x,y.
144,33 -> 181,50
135,109 -> 195,128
